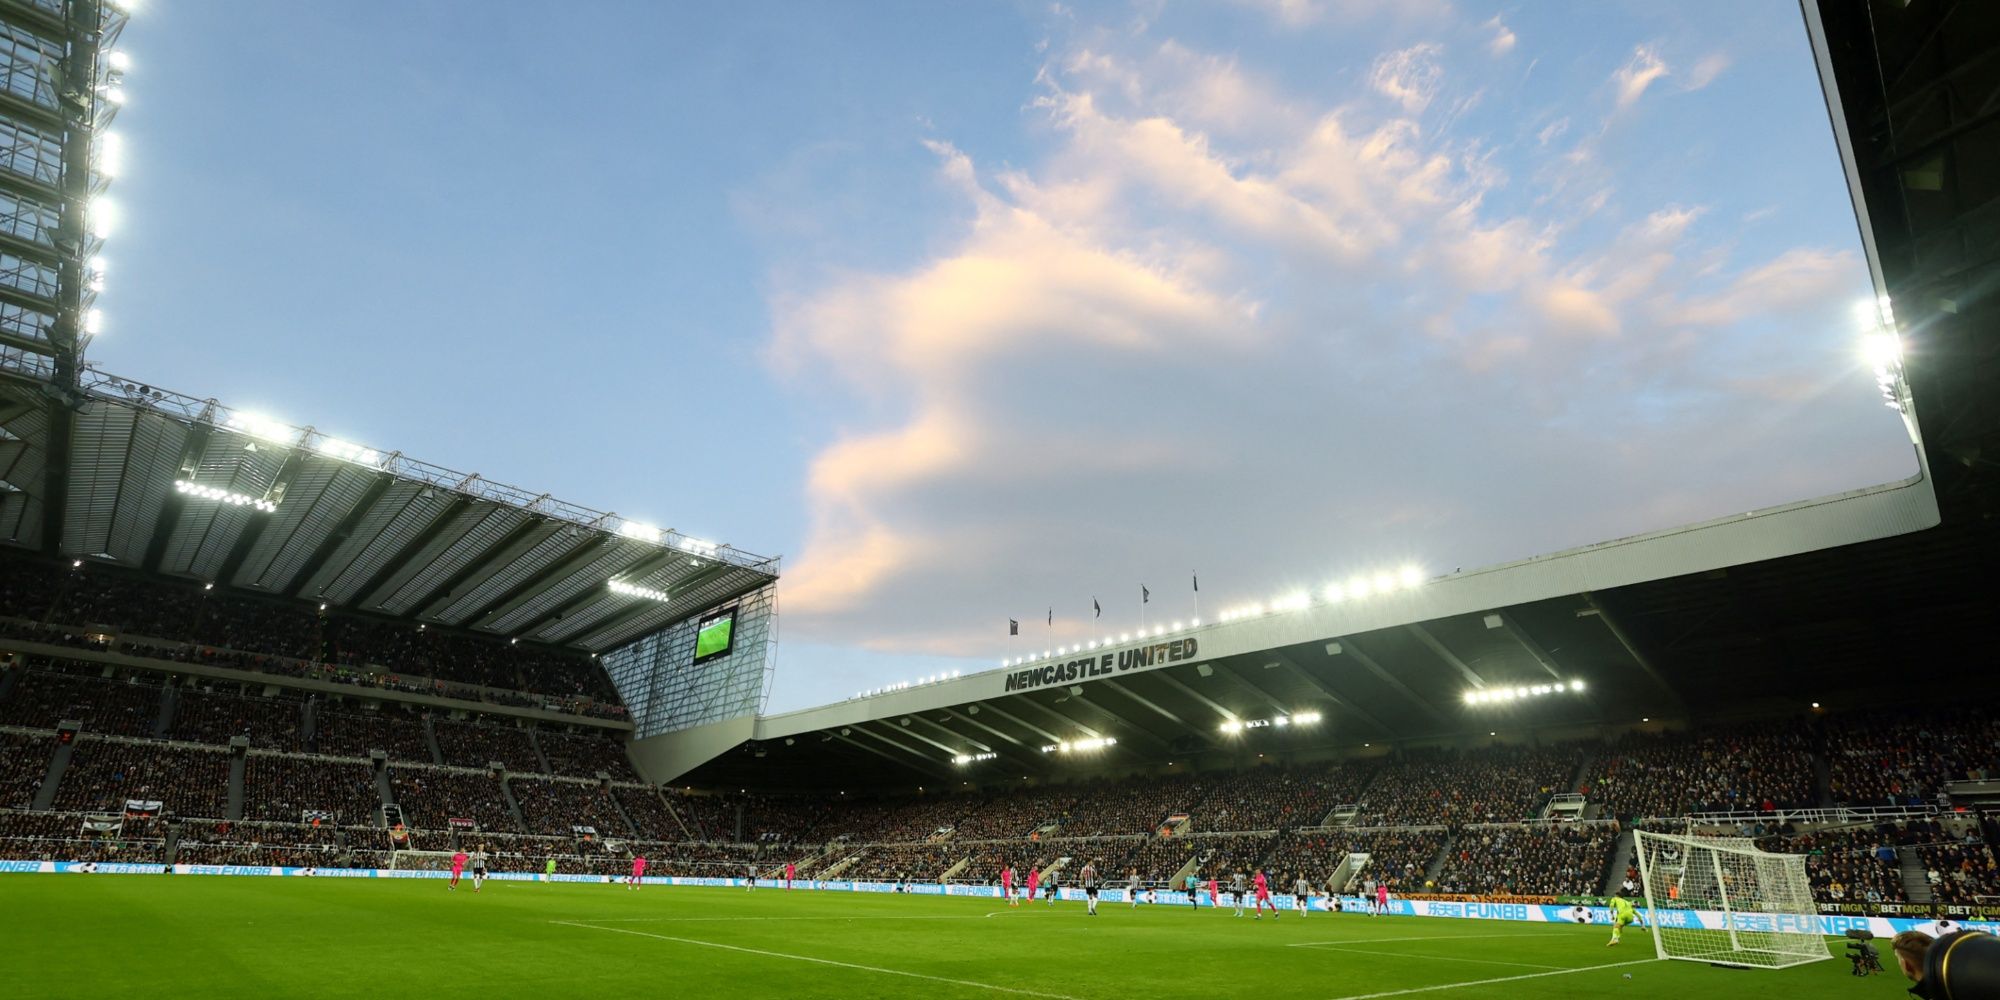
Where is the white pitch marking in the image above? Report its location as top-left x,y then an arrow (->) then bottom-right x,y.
1322,958 -> 1658,1000
1294,944 -> 1568,971
552,920 -> 1086,999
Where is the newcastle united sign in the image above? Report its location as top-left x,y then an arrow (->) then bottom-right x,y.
1002,638 -> 1200,693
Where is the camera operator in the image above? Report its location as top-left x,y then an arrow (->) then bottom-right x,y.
1896,929 -> 2000,1000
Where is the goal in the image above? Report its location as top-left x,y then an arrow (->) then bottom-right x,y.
1633,830 -> 1828,969
389,850 -> 462,872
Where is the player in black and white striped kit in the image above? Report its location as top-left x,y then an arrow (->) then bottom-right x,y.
1080,860 -> 1101,916
470,844 -> 490,893
1294,874 -> 1314,917
1230,871 -> 1248,916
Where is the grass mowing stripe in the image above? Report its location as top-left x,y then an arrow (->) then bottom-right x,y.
579,914 -> 1007,923
1285,932 -> 1550,947
552,919 -> 1089,999
1292,944 -> 1571,970
1323,957 -> 1658,1000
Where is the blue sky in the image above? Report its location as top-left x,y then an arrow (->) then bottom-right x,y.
100,1 -> 1913,713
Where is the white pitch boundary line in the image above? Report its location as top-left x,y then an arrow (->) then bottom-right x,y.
1323,958 -> 1658,1000
552,920 -> 1086,1000
1286,932 -> 1549,947
1292,944 -> 1568,971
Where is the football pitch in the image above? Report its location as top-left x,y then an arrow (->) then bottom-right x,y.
0,877 -> 1894,999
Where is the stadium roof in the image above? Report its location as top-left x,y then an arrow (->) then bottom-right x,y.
641,0 -> 2000,793
0,358 -> 779,653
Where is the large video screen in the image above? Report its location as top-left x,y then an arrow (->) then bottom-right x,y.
692,607 -> 738,664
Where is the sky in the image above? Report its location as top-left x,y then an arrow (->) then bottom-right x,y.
99,1 -> 1914,714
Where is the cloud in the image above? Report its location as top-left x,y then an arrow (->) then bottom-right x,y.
1484,16 -> 1516,56
764,26 -> 1893,661
1685,53 -> 1729,91
1370,43 -> 1446,115
1612,45 -> 1669,111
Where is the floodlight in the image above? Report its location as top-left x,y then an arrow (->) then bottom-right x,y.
89,197 -> 117,238
1323,583 -> 1345,603
97,132 -> 123,178
1863,333 -> 1901,368
103,86 -> 127,105
1374,572 -> 1397,593
83,309 -> 103,335
1190,617 -> 1200,626
1294,712 -> 1323,724
1569,679 -> 1584,692
107,51 -> 131,72
1399,565 -> 1423,588
619,521 -> 663,544
1171,621 -> 1182,631
1273,716 -> 1289,726
89,256 -> 107,274
1464,691 -> 1479,705
1348,576 -> 1371,598
1119,633 -> 1131,642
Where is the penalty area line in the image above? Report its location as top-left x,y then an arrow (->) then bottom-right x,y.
1285,932 -> 1550,947
551,920 -> 1087,999
1322,957 -> 1658,1000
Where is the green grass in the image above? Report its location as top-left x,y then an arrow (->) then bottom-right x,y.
0,877 -> 1904,999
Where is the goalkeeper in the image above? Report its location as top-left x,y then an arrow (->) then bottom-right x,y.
1606,892 -> 1643,947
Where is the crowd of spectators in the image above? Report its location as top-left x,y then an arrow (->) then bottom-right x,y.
638,842 -> 768,877
1261,829 -> 1357,887
1586,723 -> 1816,820
1921,840 -> 2000,905
1826,711 -> 2000,808
169,687 -> 303,750
738,795 -> 842,843
1760,826 -> 1912,906
387,766 -> 515,832
539,730 -> 640,781
664,789 -> 736,842
511,779 -> 627,838
0,661 -> 163,736
177,821 -> 349,868
1341,828 -> 1450,892
241,754 -> 380,825
1357,745 -> 1580,827
951,787 -> 1079,840
433,719 -> 541,772
839,795 -> 976,844
310,707 -> 435,762
52,739 -> 230,818
1432,823 -> 1614,897
614,786 -> 688,840
1,731 -> 50,809
841,843 -> 965,882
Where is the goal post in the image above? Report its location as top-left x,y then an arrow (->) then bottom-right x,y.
388,850 -> 462,872
1633,830 -> 1829,969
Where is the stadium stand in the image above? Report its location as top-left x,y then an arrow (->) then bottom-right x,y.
1585,722 -> 1817,820
613,786 -> 687,840
241,754 -> 380,826
539,730 -> 642,781
1432,823 -> 1616,897
510,778 -> 628,838
0,731 -> 51,809
1339,828 -> 1451,892
1922,840 -> 2000,905
433,719 -> 541,772
51,739 -> 229,818
950,787 -> 1079,840
169,687 -> 303,750
1355,744 -> 1579,827
387,767 -> 515,833
309,706 -> 435,762
1825,710 -> 2000,808
0,661 -> 165,737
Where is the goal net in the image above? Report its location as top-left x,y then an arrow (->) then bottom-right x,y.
1633,830 -> 1827,969
389,850 -> 462,872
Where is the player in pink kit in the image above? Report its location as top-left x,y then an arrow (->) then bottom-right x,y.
628,855 -> 646,890
1253,869 -> 1276,920
448,850 -> 469,891
1376,882 -> 1390,914
1002,865 -> 1016,906
1025,865 -> 1040,906
785,861 -> 796,891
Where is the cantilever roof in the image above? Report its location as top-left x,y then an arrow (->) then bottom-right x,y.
0,360 -> 779,653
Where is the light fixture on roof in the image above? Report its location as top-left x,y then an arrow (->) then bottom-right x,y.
618,521 -> 663,544
1463,680 -> 1588,706
174,479 -> 275,512
607,578 -> 670,602
88,197 -> 117,238
107,50 -> 131,72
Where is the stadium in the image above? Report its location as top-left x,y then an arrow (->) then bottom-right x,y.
2,1 -> 1998,998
